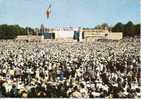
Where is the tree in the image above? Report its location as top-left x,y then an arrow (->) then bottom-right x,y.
25,27 -> 35,35
112,22 -> 124,32
0,24 -> 28,39
124,21 -> 135,37
95,25 -> 101,29
95,23 -> 109,30
101,23 -> 109,29
111,21 -> 140,37
0,24 -> 17,39
134,24 -> 140,36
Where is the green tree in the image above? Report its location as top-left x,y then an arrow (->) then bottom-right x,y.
0,24 -> 28,39
134,24 -> 140,36
95,25 -> 101,29
101,23 -> 109,29
112,22 -> 124,32
124,21 -> 135,37
25,27 -> 35,35
0,24 -> 16,39
95,23 -> 109,30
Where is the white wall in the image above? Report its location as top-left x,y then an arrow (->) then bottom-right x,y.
106,32 -> 123,40
54,30 -> 74,39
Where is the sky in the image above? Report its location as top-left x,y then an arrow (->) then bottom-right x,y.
0,0 -> 139,28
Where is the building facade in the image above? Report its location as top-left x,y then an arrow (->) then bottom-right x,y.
33,27 -> 123,42
81,28 -> 122,42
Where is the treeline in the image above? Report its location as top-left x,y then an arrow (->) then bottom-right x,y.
112,21 -> 140,37
0,24 -> 35,39
95,21 -> 140,37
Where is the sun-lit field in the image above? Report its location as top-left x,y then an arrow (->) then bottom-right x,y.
0,38 -> 140,98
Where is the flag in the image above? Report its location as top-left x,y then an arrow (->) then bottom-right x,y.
46,4 -> 51,19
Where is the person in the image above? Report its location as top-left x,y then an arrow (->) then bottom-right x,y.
0,81 -> 6,97
10,84 -> 19,97
0,37 -> 140,98
70,86 -> 82,98
79,83 -> 88,97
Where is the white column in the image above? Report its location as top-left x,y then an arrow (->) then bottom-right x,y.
79,31 -> 83,42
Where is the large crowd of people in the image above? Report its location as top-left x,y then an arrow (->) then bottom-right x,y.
0,38 -> 140,98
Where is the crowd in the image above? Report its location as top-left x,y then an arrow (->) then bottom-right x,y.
0,38 -> 140,98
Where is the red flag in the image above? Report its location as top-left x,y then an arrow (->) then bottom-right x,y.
46,4 -> 51,19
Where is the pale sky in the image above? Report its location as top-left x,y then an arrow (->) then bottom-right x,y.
0,0 -> 139,28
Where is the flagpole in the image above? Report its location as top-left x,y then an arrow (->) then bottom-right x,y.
46,3 -> 52,39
